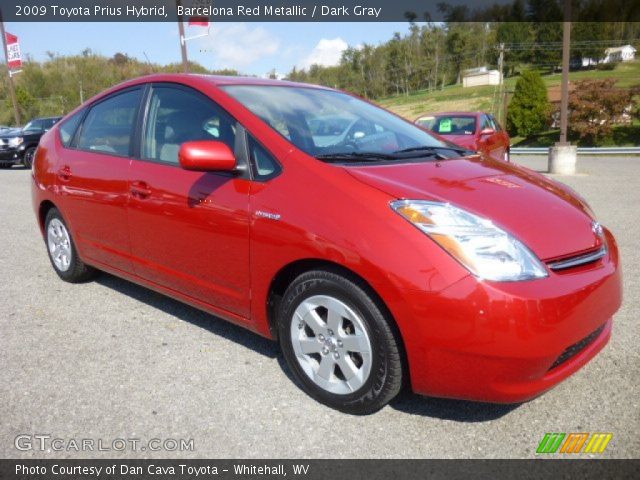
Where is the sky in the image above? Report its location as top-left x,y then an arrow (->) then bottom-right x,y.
4,22 -> 411,76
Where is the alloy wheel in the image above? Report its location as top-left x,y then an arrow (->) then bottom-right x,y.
47,218 -> 72,272
290,295 -> 373,395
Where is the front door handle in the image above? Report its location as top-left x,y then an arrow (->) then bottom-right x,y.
57,165 -> 71,182
130,181 -> 152,199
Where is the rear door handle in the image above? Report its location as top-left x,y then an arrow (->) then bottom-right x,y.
57,166 -> 71,182
130,181 -> 152,199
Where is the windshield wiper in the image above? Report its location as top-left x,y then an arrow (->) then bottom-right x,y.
394,145 -> 473,156
316,151 -> 399,162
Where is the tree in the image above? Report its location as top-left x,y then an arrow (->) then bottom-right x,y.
506,70 -> 551,136
569,79 -> 637,145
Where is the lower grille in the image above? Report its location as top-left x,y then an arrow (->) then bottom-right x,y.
549,324 -> 606,370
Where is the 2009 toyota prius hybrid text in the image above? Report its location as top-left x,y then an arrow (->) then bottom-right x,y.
31,74 -> 622,414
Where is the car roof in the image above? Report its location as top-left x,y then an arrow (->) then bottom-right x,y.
71,74 -> 334,116
113,73 -> 331,91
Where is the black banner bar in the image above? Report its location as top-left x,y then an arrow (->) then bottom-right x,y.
2,460 -> 640,480
2,0 -> 639,22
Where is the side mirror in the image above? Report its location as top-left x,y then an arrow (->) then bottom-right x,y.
479,128 -> 495,136
179,141 -> 237,172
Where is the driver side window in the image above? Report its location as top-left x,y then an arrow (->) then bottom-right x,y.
481,115 -> 494,131
143,86 -> 236,165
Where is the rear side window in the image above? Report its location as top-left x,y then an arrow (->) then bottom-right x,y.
77,89 -> 142,156
59,111 -> 84,147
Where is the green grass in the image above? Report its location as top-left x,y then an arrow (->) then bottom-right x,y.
378,60 -> 640,124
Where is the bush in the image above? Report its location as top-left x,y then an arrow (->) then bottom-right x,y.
506,70 -> 551,137
569,78 -> 637,145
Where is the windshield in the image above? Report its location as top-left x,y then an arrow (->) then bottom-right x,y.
221,85 -> 450,159
22,120 -> 43,132
22,118 -> 58,132
421,115 -> 477,136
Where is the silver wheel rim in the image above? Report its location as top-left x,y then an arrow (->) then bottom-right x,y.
290,295 -> 373,395
47,218 -> 72,272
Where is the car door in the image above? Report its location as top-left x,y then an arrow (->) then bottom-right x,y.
57,87 -> 142,273
127,84 -> 252,319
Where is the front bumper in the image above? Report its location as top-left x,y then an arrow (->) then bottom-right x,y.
0,146 -> 24,164
402,228 -> 622,403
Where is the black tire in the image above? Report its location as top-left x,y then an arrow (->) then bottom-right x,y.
278,270 -> 403,415
23,146 -> 37,169
0,164 -> 12,169
44,208 -> 96,283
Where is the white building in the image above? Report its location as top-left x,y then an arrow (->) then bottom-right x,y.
602,45 -> 636,63
462,69 -> 502,88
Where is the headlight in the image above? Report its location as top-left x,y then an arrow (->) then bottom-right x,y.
8,137 -> 23,147
391,200 -> 548,281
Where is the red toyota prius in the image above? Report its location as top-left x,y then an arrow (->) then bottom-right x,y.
32,74 -> 621,414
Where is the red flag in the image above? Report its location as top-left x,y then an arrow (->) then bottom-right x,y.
5,32 -> 22,71
188,17 -> 209,27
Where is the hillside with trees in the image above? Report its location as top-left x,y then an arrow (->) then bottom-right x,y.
1,2 -> 638,147
0,50 -> 238,126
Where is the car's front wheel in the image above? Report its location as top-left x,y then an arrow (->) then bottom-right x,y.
278,270 -> 403,414
45,208 -> 96,282
23,147 -> 36,169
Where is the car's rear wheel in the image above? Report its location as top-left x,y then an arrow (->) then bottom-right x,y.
278,270 -> 403,414
23,147 -> 36,169
45,208 -> 96,283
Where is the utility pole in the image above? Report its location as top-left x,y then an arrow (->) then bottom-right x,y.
0,7 -> 21,125
176,0 -> 189,73
79,80 -> 84,104
497,43 -> 505,123
549,0 -> 576,175
558,0 -> 571,145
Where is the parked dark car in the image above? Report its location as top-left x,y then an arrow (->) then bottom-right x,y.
0,116 -> 61,169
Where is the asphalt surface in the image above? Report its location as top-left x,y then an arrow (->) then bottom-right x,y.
1,156 -> 638,459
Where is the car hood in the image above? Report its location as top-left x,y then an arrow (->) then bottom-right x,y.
437,134 -> 478,150
345,156 -> 603,261
0,128 -> 23,138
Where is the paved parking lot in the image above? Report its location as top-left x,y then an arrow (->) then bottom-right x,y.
1,156 -> 638,458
